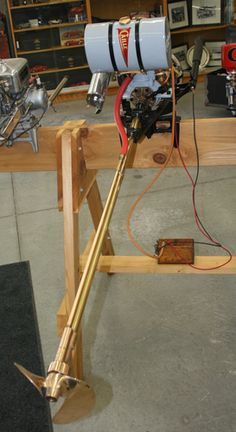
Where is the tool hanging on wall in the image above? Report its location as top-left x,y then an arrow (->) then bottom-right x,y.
15,17 -> 204,424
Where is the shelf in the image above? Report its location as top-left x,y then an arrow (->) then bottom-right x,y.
7,0 -> 92,96
47,80 -> 118,102
14,20 -> 87,33
11,0 -> 82,9
171,24 -> 227,35
30,64 -> 89,75
18,44 -> 84,54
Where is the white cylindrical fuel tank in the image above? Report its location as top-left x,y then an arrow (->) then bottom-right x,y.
85,17 -> 171,73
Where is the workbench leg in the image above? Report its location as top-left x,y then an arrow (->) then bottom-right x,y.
61,130 -> 83,379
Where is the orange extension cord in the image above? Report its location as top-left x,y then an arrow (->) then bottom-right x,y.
123,68 -> 232,270
126,66 -> 176,259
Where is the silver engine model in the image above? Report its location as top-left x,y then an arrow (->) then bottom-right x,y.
0,58 -> 67,152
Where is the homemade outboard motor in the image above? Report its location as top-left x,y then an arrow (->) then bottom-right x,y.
14,17 -> 204,425
85,17 -> 172,113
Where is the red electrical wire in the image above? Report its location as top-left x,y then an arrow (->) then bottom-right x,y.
124,67 -> 232,271
177,143 -> 232,271
114,75 -> 133,155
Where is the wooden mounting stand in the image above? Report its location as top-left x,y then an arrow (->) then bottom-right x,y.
1,117 -> 236,378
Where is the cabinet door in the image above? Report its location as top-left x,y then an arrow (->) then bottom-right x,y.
7,1 -> 92,90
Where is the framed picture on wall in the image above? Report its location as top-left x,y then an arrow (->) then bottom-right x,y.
205,40 -> 225,66
168,1 -> 189,30
171,44 -> 189,70
191,0 -> 223,26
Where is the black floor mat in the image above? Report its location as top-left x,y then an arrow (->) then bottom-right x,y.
0,261 -> 53,432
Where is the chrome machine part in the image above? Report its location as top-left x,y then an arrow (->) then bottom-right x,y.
0,57 -> 29,94
222,37 -> 236,116
25,86 -> 49,111
87,72 -> 111,113
122,70 -> 172,110
226,71 -> 236,116
85,17 -> 171,73
0,58 -> 67,151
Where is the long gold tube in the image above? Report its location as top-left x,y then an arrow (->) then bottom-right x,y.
68,157 -> 125,329
51,118 -> 139,369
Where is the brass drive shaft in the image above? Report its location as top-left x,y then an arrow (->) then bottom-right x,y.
49,118 -> 139,376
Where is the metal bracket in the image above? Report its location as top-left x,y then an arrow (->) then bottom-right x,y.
155,114 -> 181,148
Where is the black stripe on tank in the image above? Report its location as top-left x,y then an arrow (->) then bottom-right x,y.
135,21 -> 145,71
108,22 -> 118,71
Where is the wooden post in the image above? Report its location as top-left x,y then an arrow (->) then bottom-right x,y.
60,129 -> 83,378
61,130 -> 79,310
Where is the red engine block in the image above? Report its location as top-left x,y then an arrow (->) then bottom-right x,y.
222,43 -> 236,71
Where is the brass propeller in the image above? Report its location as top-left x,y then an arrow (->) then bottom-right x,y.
53,377 -> 96,424
14,362 -> 96,424
14,362 -> 45,396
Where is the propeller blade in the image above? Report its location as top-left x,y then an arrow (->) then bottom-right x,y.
53,377 -> 95,424
14,364 -> 95,423
14,362 -> 45,396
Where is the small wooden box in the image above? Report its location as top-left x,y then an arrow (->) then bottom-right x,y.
157,239 -> 194,265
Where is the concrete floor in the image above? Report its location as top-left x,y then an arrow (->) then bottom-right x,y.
1,83 -> 236,432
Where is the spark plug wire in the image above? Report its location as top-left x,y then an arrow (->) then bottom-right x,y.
114,75 -> 133,155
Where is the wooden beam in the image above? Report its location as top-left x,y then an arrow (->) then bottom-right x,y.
0,120 -> 86,173
82,231 -> 96,257
1,118 -> 236,172
57,294 -> 68,336
57,123 -> 97,212
56,128 -> 67,210
80,255 -> 236,274
58,253 -> 236,331
61,130 -> 79,310
0,126 -> 59,172
60,130 -> 83,379
82,119 -> 236,169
